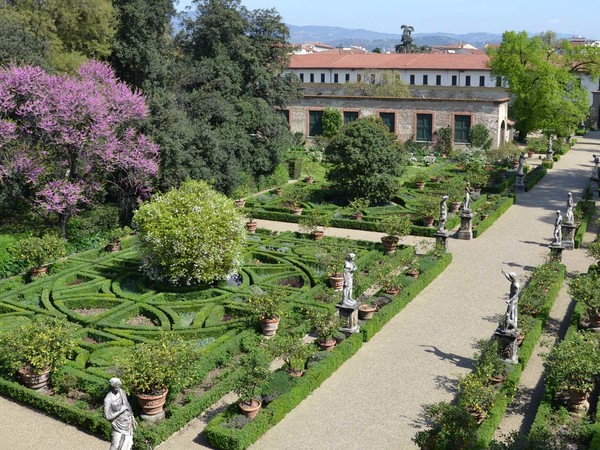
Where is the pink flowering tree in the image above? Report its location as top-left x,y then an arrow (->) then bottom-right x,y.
0,61 -> 159,237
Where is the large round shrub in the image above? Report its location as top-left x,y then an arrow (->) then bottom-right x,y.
324,117 -> 402,204
133,180 -> 245,285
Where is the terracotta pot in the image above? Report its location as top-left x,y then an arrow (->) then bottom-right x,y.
471,410 -> 487,424
106,241 -> 121,253
450,201 -> 461,212
385,286 -> 400,296
415,181 -> 425,190
516,333 -> 525,347
381,235 -> 399,254
135,389 -> 168,416
246,221 -> 257,234
234,199 -> 246,208
430,177 -> 441,183
481,213 -> 490,220
30,265 -> 48,277
311,230 -> 325,240
567,389 -> 590,412
589,313 -> 600,328
318,338 -> 337,352
272,187 -> 283,195
406,269 -> 419,279
288,368 -> 304,378
18,366 -> 51,390
328,273 -> 344,291
304,176 -> 314,184
259,315 -> 280,337
239,399 -> 261,420
527,151 -> 535,158
290,207 -> 303,216
512,159 -> 519,169
351,212 -> 363,221
358,304 -> 377,320
490,374 -> 506,385
423,216 -> 435,227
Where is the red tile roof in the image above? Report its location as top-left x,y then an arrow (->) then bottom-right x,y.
287,53 -> 491,71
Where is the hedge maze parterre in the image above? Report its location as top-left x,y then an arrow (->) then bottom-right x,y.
0,230 -> 451,449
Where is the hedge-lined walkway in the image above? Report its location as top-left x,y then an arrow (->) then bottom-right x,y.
2,133 -> 599,450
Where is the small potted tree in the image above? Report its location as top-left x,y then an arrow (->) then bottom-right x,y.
302,159 -> 320,184
266,332 -> 314,377
473,339 -> 508,385
380,215 -> 413,254
119,333 -> 198,418
307,308 -> 340,351
244,211 -> 257,234
246,287 -> 284,337
346,198 -> 370,221
10,234 -> 67,277
271,163 -> 290,195
299,210 -> 331,240
316,245 -> 349,290
106,226 -> 131,252
456,373 -> 496,423
234,347 -> 271,419
441,178 -> 464,212
232,184 -> 250,208
0,316 -> 77,390
416,196 -> 439,227
281,185 -> 308,215
406,257 -> 420,278
411,171 -> 428,190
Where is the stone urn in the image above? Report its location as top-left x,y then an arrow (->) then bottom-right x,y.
135,389 -> 168,416
450,201 -> 461,213
381,235 -> 399,254
358,304 -> 377,320
259,315 -> 280,337
328,273 -> 344,291
318,338 -> 337,352
567,389 -> 590,413
239,399 -> 261,420
18,366 -> 51,390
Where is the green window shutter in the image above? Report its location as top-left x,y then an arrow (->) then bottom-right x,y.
416,114 -> 432,141
454,115 -> 471,143
309,110 -> 323,136
343,111 -> 358,125
379,112 -> 395,133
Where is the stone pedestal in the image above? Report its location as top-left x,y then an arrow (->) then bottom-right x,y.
514,173 -> 525,193
141,411 -> 166,423
591,176 -> 599,199
336,303 -> 360,334
434,230 -> 450,249
561,223 -> 576,250
548,243 -> 565,262
457,212 -> 473,240
494,328 -> 520,364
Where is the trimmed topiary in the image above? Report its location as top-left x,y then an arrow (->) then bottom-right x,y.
133,180 -> 245,286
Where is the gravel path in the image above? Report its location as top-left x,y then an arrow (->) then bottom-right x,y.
1,132 -> 598,449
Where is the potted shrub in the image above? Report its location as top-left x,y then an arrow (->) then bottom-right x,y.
411,171 -> 428,190
416,196 -> 438,227
298,210 -> 331,240
246,287 -> 284,336
346,197 -> 370,220
10,234 -> 67,276
544,331 -> 600,412
232,185 -> 250,208
406,258 -> 420,278
245,214 -> 258,234
358,302 -> 378,320
317,245 -> 349,290
473,339 -> 508,384
106,226 -> 131,252
380,215 -> 413,254
302,159 -> 320,184
307,308 -> 339,351
270,163 -> 290,194
119,333 -> 198,418
0,315 -> 77,390
569,271 -> 600,327
281,185 -> 308,215
441,178 -> 465,212
266,332 -> 313,377
234,347 -> 271,420
457,373 -> 496,423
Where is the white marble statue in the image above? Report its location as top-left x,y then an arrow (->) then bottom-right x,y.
342,253 -> 357,307
437,195 -> 449,233
104,378 -> 137,450
501,269 -> 520,331
517,152 -> 525,175
552,210 -> 562,245
565,192 -> 574,224
462,182 -> 472,213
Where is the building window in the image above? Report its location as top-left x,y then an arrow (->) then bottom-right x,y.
320,73 -> 325,83
465,75 -> 471,86
334,74 -> 339,83
345,73 -> 350,83
343,111 -> 359,124
410,74 -> 415,85
280,109 -> 290,123
423,75 -> 428,85
308,110 -> 323,137
357,74 -> 362,82
496,76 -> 502,87
310,73 -> 314,83
299,73 -> 304,82
416,114 -> 432,142
452,75 -> 457,86
436,75 -> 442,86
379,112 -> 395,133
454,115 -> 471,143
370,73 -> 376,84
479,76 -> 485,87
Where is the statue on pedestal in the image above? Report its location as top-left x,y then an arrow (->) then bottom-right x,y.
552,210 -> 563,245
437,195 -> 449,233
341,253 -> 357,307
517,152 -> 525,175
104,378 -> 137,450
462,182 -> 472,213
593,155 -> 600,179
501,269 -> 520,331
565,192 -> 574,224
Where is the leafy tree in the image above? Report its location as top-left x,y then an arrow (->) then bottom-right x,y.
0,62 -> 159,237
133,180 -> 245,286
3,0 -> 116,73
395,24 -> 416,53
469,124 -> 493,150
324,117 -> 402,204
344,70 -> 412,97
0,9 -> 48,67
489,31 -> 598,141
433,126 -> 453,155
322,108 -> 343,138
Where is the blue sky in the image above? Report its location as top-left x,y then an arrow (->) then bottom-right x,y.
176,0 -> 599,39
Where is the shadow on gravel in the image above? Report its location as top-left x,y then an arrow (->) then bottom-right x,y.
503,261 -> 536,272
433,375 -> 459,394
518,240 -> 550,248
420,345 -> 473,370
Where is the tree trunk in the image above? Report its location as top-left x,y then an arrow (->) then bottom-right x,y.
58,213 -> 68,239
